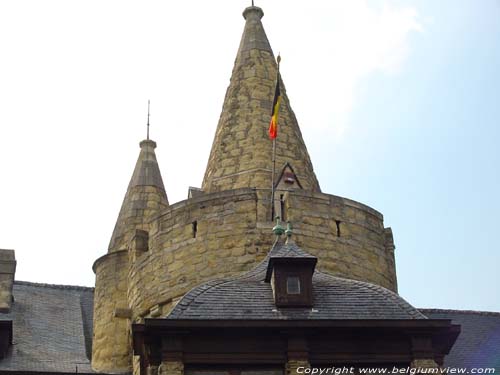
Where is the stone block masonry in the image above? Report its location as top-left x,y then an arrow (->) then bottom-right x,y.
126,188 -> 396,322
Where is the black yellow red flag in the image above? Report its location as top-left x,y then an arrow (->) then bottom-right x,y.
268,70 -> 281,140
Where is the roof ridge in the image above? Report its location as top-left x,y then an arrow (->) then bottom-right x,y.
15,280 -> 94,291
419,308 -> 500,317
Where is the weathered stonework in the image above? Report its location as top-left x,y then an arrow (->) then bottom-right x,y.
93,139 -> 168,372
127,188 -> 396,321
93,6 -> 399,374
158,361 -> 184,375
0,249 -> 16,313
94,186 -> 397,373
92,250 -> 130,372
108,140 -> 169,253
286,359 -> 310,375
147,365 -> 159,375
201,7 -> 320,194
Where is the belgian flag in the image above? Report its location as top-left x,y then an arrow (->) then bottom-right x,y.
268,70 -> 281,140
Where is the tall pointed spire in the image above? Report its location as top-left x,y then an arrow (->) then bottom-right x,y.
202,5 -> 320,193
108,139 -> 169,252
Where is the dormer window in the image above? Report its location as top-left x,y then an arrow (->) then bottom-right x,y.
286,276 -> 301,294
275,163 -> 304,190
265,256 -> 317,307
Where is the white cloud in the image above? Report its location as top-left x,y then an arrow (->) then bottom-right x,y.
269,0 -> 423,138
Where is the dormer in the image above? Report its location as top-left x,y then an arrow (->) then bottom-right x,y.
275,162 -> 304,191
265,254 -> 317,308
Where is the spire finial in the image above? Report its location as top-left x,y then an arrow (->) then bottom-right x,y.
272,216 -> 285,237
146,100 -> 150,140
285,221 -> 293,238
277,53 -> 281,71
251,0 -> 254,6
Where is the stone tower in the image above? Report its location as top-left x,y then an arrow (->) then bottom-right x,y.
202,6 -> 320,193
92,5 -> 397,373
92,139 -> 168,372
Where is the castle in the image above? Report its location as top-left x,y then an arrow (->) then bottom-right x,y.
0,4 -> 499,375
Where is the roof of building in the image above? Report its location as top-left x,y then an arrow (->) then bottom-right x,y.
421,308 -> 500,371
0,267 -> 498,372
0,247 -> 500,373
0,281 -> 95,374
167,239 -> 426,320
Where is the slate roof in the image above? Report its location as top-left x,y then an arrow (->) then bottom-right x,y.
0,254 -> 498,373
0,281 -> 95,374
168,240 -> 426,320
421,309 -> 500,371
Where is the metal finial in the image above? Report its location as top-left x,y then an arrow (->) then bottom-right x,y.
285,221 -> 293,238
252,0 -> 254,6
277,53 -> 281,71
146,100 -> 150,140
272,216 -> 285,236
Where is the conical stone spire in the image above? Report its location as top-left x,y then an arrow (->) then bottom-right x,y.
202,6 -> 320,193
108,139 -> 168,253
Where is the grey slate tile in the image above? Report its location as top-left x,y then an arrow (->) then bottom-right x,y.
0,281 -> 95,373
421,309 -> 500,371
167,241 -> 426,320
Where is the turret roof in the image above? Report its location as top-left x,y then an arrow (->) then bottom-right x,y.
108,139 -> 168,252
202,6 -> 320,193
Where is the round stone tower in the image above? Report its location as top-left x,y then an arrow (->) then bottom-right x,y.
92,5 -> 397,374
92,140 -> 168,373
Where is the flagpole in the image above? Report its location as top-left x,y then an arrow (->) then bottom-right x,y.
147,100 -> 150,140
270,54 -> 281,221
271,137 -> 276,221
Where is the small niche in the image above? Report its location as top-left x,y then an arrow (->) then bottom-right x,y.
280,194 -> 286,221
335,220 -> 341,237
192,221 -> 198,238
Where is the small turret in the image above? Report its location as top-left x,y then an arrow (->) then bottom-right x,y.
108,139 -> 168,253
92,137 -> 168,373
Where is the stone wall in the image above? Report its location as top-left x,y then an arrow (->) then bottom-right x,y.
92,250 -> 131,373
127,189 -> 268,319
109,184 -> 168,253
286,191 -> 397,292
93,187 -> 397,372
0,249 -> 16,313
127,188 -> 396,320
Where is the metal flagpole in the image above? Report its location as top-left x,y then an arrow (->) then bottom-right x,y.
147,100 -> 150,140
270,54 -> 281,221
271,137 -> 276,221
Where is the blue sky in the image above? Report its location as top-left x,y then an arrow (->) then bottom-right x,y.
0,1 -> 498,311
311,0 -> 500,310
